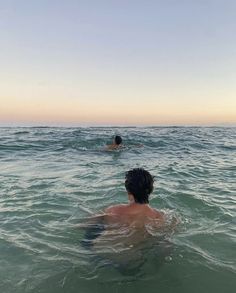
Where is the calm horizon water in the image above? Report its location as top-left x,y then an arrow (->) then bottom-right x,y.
0,127 -> 235,293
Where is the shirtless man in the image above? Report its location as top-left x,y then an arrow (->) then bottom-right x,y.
105,168 -> 164,226
106,135 -> 123,150
79,168 -> 177,272
80,168 -> 167,250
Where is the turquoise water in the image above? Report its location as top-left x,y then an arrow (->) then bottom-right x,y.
0,127 -> 235,293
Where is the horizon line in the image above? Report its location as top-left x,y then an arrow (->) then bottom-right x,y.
0,123 -> 235,128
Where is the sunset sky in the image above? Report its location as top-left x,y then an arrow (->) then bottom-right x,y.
0,0 -> 236,126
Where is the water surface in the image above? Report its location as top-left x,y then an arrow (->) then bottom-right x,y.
0,127 -> 235,293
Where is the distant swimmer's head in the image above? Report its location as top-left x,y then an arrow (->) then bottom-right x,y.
125,168 -> 154,204
114,135 -> 122,145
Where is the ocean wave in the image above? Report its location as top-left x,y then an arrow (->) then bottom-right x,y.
0,126 -> 235,292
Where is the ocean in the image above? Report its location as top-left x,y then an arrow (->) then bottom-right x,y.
0,127 -> 235,293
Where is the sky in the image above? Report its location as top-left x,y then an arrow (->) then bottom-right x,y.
0,0 -> 236,126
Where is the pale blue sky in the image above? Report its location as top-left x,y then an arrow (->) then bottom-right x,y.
0,0 -> 236,125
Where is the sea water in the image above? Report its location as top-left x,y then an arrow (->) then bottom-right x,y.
0,127 -> 235,293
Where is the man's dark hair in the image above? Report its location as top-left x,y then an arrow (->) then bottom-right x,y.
114,135 -> 122,145
125,168 -> 154,204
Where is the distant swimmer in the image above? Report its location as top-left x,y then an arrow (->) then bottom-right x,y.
106,135 -> 123,150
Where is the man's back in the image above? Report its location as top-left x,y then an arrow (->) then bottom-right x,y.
104,203 -> 165,229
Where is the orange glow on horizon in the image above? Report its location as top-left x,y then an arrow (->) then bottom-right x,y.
1,98 -> 236,126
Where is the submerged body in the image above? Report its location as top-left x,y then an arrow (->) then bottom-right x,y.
79,168 -> 178,272
83,203 -> 173,271
80,204 -> 167,250
93,203 -> 167,250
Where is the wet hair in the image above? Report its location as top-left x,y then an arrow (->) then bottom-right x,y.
125,168 -> 154,204
114,135 -> 122,145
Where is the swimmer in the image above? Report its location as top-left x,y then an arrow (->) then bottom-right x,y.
106,135 -> 123,150
104,168 -> 165,228
79,168 -> 173,246
79,168 -> 178,271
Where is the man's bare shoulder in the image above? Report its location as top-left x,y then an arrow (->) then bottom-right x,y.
105,144 -> 115,151
106,144 -> 120,150
149,207 -> 165,221
105,204 -> 128,215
